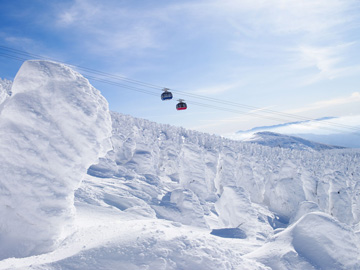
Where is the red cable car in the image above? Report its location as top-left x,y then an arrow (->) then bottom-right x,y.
176,99 -> 187,110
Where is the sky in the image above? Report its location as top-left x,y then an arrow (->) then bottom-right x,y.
1,0 -> 360,137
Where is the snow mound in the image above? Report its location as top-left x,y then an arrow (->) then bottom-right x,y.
246,212 -> 360,270
245,131 -> 345,150
0,78 -> 12,105
0,60 -> 112,259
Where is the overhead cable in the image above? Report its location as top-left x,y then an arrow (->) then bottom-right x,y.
1,45 -> 359,134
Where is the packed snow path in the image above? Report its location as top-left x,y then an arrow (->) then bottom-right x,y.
0,61 -> 359,269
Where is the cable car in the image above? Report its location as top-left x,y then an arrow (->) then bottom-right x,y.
176,99 -> 187,110
161,88 -> 173,101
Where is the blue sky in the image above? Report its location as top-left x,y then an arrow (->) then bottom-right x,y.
1,0 -> 360,136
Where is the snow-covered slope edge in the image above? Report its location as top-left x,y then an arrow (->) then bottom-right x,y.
0,60 -> 112,259
246,212 -> 360,270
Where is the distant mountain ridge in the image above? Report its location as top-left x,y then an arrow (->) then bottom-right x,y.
245,131 -> 345,151
236,117 -> 336,134
232,116 -> 360,148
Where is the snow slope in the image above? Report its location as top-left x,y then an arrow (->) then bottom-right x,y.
0,61 -> 359,269
246,212 -> 360,270
0,61 -> 112,259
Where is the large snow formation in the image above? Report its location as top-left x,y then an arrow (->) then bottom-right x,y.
0,61 -> 112,259
246,212 -> 360,270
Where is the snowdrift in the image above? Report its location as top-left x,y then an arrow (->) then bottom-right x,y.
0,61 -> 112,259
246,212 -> 360,270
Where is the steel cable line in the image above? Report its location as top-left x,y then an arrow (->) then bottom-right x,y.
0,45 -> 162,90
0,52 -> 29,62
76,71 -> 339,127
188,100 -> 360,135
167,89 -> 360,133
84,74 -> 160,98
85,73 -> 344,133
83,74 -> 291,122
3,45 -> 358,132
68,72 -> 360,135
1,45 -> 360,134
1,51 -> 359,135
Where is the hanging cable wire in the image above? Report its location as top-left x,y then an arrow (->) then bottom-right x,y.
1,45 -> 359,134
3,44 -> 358,131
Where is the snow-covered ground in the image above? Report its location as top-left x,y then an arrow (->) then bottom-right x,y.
0,61 -> 359,269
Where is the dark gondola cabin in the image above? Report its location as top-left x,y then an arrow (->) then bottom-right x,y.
176,99 -> 187,110
161,88 -> 173,100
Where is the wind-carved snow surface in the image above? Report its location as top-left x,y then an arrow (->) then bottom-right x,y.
0,61 -> 112,259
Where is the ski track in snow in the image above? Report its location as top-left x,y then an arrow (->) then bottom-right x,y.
1,61 -> 360,269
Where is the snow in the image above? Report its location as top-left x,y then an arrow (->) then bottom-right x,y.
0,61 -> 112,259
0,78 -> 12,105
246,212 -> 360,270
1,60 -> 360,269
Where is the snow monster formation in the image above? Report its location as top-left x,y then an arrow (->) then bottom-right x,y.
0,61 -> 112,259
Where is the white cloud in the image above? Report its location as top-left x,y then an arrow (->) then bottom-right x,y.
223,114 -> 360,147
53,0 -> 357,56
198,0 -> 358,83
192,82 -> 243,95
3,36 -> 35,48
191,92 -> 360,135
288,92 -> 360,114
191,0 -> 351,35
56,0 -> 162,53
290,43 -> 360,84
57,0 -> 101,26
